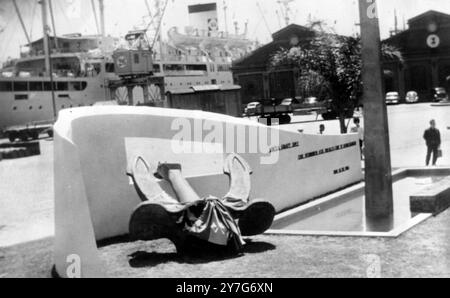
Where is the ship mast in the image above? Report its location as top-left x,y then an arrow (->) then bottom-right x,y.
40,0 -> 51,76
278,0 -> 294,26
48,0 -> 59,50
223,0 -> 229,35
12,0 -> 31,44
91,0 -> 100,35
39,0 -> 57,119
99,0 -> 105,37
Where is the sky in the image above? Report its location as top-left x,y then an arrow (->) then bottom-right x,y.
1,0 -> 450,64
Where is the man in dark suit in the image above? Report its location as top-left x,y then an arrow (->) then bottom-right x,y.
423,120 -> 441,166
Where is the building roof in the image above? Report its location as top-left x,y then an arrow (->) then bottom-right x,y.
233,24 -> 315,70
383,10 -> 450,55
271,24 -> 312,41
408,10 -> 450,25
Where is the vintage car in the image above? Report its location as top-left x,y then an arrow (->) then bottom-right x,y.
405,91 -> 419,103
432,87 -> 449,102
385,91 -> 400,105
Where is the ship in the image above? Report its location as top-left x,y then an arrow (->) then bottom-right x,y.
0,0 -> 254,131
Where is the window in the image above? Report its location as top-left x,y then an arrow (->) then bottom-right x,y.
69,81 -> 81,91
56,82 -> 69,91
13,81 -> 28,92
29,81 -> 43,91
134,54 -> 140,64
164,64 -> 184,72
15,94 -> 28,100
0,81 -> 12,92
186,64 -> 207,71
58,94 -> 70,98
67,81 -> 87,91
153,64 -> 161,72
105,63 -> 115,73
43,81 -> 53,91
218,64 -> 231,72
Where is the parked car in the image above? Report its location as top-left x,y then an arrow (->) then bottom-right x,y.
385,91 -> 400,105
432,87 -> 449,102
244,102 -> 263,116
405,91 -> 419,103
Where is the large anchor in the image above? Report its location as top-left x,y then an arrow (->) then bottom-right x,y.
127,153 -> 275,253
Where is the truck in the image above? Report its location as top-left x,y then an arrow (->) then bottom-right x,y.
3,120 -> 54,142
244,97 -> 337,125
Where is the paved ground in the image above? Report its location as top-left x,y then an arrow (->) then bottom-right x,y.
0,103 -> 449,277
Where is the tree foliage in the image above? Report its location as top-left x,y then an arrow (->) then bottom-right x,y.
270,23 -> 402,132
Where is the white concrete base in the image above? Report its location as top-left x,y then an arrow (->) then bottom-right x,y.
53,106 -> 362,277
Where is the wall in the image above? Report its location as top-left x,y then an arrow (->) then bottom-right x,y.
53,106 -> 363,276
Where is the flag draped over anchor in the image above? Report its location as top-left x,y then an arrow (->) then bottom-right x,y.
180,196 -> 246,250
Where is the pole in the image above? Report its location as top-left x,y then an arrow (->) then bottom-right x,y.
394,9 -> 398,34
99,0 -> 105,37
13,0 -> 31,44
41,0 -> 51,76
223,0 -> 228,35
256,2 -> 271,35
47,31 -> 57,120
40,0 -> 57,119
358,0 -> 394,221
48,0 -> 59,50
91,0 -> 100,35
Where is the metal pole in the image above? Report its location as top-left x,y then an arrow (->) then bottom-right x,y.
127,86 -> 134,106
12,0 -> 31,44
223,0 -> 229,35
358,0 -> 394,221
91,0 -> 100,35
256,2 -> 272,35
47,31 -> 57,120
40,0 -> 51,76
99,0 -> 105,37
39,0 -> 57,119
48,0 -> 59,50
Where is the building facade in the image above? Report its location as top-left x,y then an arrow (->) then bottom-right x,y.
231,24 -> 313,105
383,10 -> 450,101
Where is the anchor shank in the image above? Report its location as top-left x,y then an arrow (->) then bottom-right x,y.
157,164 -> 201,204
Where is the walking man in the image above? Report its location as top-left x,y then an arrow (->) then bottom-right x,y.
423,119 -> 441,166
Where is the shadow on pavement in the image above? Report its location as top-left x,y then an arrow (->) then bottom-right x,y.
128,239 -> 276,268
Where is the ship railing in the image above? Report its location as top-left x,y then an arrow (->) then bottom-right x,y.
163,70 -> 207,76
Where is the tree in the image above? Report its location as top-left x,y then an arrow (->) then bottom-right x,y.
270,23 -> 402,133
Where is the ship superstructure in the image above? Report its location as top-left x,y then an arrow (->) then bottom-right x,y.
0,0 -> 254,130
